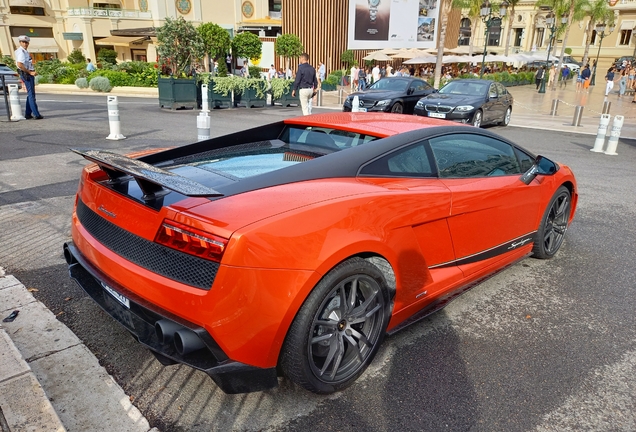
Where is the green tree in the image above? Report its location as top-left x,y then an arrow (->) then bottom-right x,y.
156,16 -> 205,77
275,33 -> 303,73
340,49 -> 357,68
67,48 -> 86,64
581,0 -> 614,67
97,48 -> 118,65
197,22 -> 231,72
232,32 -> 262,61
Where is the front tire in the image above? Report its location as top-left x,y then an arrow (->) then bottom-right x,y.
532,186 -> 571,259
390,102 -> 403,114
472,110 -> 483,128
280,258 -> 390,394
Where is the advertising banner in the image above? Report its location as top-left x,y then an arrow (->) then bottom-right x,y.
347,0 -> 439,49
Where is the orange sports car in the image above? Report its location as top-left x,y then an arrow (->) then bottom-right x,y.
64,113 -> 577,394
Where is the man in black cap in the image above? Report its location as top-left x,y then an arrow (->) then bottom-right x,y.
14,35 -> 43,119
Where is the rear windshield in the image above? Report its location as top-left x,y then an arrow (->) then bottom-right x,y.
167,125 -> 379,179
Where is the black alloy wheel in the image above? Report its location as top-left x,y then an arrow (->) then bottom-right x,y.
532,186 -> 571,259
280,258 -> 389,394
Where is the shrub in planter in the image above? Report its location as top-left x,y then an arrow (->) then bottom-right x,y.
269,78 -> 299,106
89,76 -> 112,92
68,49 -> 86,64
89,70 -> 133,87
97,48 -> 118,66
75,77 -> 89,88
248,65 -> 262,78
321,75 -> 339,91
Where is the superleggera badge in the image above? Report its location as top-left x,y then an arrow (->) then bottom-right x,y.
97,205 -> 117,218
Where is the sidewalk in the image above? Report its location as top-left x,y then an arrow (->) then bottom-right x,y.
0,270 -> 158,432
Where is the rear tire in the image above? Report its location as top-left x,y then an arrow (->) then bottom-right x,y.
500,106 -> 512,126
280,258 -> 390,394
532,186 -> 571,259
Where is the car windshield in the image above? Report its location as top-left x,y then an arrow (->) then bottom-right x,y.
439,81 -> 488,95
368,79 -> 408,92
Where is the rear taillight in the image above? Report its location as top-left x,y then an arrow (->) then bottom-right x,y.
155,220 -> 227,262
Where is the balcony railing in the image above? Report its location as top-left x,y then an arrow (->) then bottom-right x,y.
67,8 -> 152,19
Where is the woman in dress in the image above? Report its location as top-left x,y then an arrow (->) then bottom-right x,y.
618,69 -> 627,97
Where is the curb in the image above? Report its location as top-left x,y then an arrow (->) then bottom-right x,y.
0,274 -> 158,432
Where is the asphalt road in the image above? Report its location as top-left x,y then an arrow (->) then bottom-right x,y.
1,95 -> 635,432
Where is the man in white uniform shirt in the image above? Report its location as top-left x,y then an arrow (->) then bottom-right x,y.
14,35 -> 43,119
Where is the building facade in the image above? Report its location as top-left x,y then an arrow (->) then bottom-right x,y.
0,0 -> 281,63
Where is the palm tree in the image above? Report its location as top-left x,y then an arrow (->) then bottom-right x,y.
581,0 -> 614,67
434,0 -> 456,88
551,0 -> 588,90
504,0 -> 521,56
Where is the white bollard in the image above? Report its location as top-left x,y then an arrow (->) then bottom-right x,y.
197,111 -> 210,142
590,114 -> 611,153
106,96 -> 126,140
201,84 -> 209,112
604,115 -> 624,156
8,84 -> 25,121
352,95 -> 360,112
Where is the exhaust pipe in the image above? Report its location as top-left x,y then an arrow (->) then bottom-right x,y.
63,243 -> 77,265
155,319 -> 182,345
174,329 -> 205,355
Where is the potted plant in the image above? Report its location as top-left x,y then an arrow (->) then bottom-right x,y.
156,16 -> 205,109
234,77 -> 268,108
270,78 -> 299,106
209,74 -> 238,108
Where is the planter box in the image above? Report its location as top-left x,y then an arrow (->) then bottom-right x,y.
209,88 -> 233,109
235,87 -> 267,108
321,82 -> 337,91
271,90 -> 300,107
158,76 -> 197,110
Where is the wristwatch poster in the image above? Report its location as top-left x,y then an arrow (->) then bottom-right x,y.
368,0 -> 380,22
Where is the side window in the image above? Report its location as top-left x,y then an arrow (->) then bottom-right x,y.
515,147 -> 535,172
488,84 -> 498,98
360,143 -> 434,177
429,134 -> 522,178
409,80 -> 427,92
496,83 -> 507,96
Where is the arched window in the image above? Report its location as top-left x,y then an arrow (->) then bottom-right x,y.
459,18 -> 471,46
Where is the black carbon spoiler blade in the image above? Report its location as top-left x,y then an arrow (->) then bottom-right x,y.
71,149 -> 224,198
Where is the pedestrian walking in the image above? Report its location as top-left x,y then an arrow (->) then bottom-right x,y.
358,67 -> 367,90
618,69 -> 627,97
318,61 -> 326,83
535,66 -> 545,90
605,67 -> 615,96
291,52 -> 318,116
581,64 -> 591,91
548,65 -> 556,88
560,66 -> 570,88
14,35 -> 43,120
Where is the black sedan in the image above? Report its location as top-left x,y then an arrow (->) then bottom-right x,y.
343,77 -> 437,114
0,64 -> 21,93
414,79 -> 513,128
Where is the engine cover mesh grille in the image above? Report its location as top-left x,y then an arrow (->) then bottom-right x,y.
76,199 -> 218,290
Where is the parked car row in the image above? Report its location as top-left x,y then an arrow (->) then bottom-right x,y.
343,77 -> 514,128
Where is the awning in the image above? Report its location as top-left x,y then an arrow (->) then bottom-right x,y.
12,37 -> 59,53
620,20 -> 634,30
238,17 -> 282,27
95,36 -> 147,47
9,0 -> 46,7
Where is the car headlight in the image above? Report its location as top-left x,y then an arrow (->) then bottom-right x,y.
416,100 -> 425,107
454,105 -> 475,112
375,99 -> 391,107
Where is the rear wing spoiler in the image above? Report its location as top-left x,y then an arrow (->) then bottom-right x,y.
71,149 -> 224,198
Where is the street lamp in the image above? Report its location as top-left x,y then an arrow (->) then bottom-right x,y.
590,22 -> 615,86
538,12 -> 568,93
479,0 -> 509,78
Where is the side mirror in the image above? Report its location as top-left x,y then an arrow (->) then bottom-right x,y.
489,92 -> 498,99
407,88 -> 415,95
519,155 -> 558,185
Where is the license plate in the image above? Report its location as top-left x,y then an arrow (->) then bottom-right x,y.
429,112 -> 446,119
355,108 -> 367,112
103,293 -> 135,330
101,282 -> 130,309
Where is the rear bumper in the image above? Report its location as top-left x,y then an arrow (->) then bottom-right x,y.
64,242 -> 278,394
